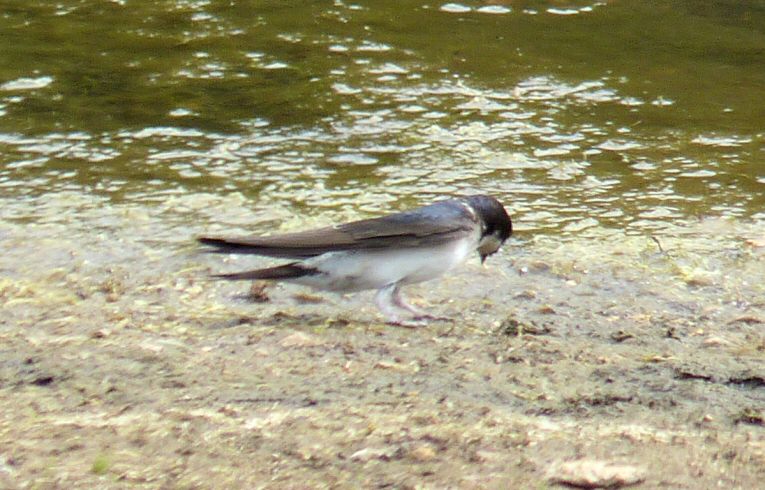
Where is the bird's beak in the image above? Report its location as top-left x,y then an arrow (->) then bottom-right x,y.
480,253 -> 488,265
477,235 -> 502,266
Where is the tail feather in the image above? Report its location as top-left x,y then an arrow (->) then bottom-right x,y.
211,262 -> 318,281
198,237 -> 260,254
197,236 -> 319,258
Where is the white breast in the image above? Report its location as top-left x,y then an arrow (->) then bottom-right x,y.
293,235 -> 478,293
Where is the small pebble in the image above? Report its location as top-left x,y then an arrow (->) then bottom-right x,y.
350,447 -> 394,462
702,336 -> 731,347
409,444 -> 437,462
279,332 -> 323,348
547,459 -> 645,488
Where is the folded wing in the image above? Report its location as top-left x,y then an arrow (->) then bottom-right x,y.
198,199 -> 476,259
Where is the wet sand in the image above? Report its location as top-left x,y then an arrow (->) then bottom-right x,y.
1,212 -> 764,488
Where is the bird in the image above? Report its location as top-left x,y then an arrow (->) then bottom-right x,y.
199,195 -> 512,325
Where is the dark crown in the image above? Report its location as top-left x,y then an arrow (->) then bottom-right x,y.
465,195 -> 512,242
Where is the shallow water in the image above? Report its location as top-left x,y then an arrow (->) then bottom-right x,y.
1,1 -> 764,238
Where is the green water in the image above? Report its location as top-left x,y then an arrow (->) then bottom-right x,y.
1,0 -> 764,235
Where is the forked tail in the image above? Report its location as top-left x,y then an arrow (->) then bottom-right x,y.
211,262 -> 318,281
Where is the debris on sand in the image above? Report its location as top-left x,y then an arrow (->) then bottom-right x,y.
498,317 -> 551,336
546,459 -> 645,488
279,331 -> 324,348
350,447 -> 397,462
247,282 -> 270,303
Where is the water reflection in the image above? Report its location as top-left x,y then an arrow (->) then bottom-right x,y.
0,1 -> 763,237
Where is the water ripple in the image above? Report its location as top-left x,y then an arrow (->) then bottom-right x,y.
0,9 -> 761,239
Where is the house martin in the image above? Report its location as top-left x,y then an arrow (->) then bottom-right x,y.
199,195 -> 512,325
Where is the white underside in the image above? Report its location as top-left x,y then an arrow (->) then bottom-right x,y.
290,233 -> 478,293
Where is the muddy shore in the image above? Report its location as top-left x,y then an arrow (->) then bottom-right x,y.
1,212 -> 764,489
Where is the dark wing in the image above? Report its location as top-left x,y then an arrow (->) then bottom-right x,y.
198,199 -> 477,259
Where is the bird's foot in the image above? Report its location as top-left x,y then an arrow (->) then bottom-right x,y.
377,283 -> 449,327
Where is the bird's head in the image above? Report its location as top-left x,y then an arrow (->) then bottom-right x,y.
465,195 -> 513,264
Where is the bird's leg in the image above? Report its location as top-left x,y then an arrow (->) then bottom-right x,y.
390,285 -> 450,322
375,283 -> 424,327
